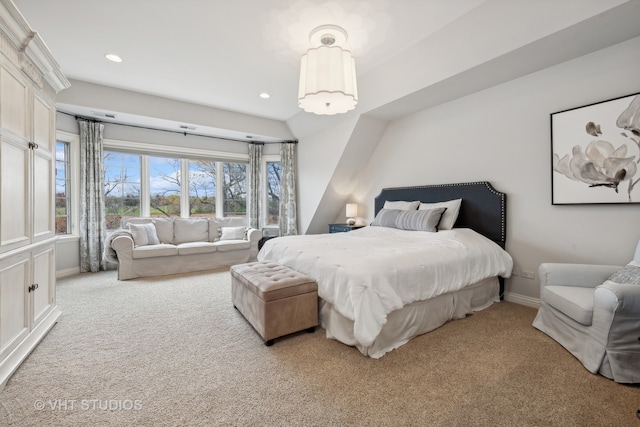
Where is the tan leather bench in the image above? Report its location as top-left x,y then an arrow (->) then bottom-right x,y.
230,261 -> 318,346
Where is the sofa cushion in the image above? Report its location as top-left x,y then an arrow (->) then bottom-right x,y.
128,223 -> 160,246
543,285 -> 594,326
132,244 -> 178,259
152,217 -> 174,244
174,218 -> 209,244
177,242 -> 218,255
214,240 -> 251,252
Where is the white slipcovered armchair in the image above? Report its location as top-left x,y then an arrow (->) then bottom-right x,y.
532,241 -> 640,384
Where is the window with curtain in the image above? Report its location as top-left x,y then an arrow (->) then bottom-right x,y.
55,140 -> 71,234
103,151 -> 142,230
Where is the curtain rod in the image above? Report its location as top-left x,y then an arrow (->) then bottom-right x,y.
59,110 -> 297,144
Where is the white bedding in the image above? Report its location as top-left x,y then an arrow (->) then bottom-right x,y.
258,226 -> 513,350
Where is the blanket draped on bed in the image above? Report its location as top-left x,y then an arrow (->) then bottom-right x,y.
258,226 -> 513,349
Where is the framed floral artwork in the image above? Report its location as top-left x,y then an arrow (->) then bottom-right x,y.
551,91 -> 640,204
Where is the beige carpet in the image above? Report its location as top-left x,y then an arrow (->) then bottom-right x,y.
0,268 -> 637,426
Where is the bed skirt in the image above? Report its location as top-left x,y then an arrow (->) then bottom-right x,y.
319,277 -> 500,358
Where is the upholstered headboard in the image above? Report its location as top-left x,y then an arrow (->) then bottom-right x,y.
374,181 -> 507,249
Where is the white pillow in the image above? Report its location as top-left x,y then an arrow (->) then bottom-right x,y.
383,200 -> 419,210
419,199 -> 462,230
220,226 -> 247,241
371,208 -> 446,232
128,223 -> 160,247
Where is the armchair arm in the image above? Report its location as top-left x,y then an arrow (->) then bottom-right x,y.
246,228 -> 262,243
596,281 -> 640,315
538,263 -> 623,290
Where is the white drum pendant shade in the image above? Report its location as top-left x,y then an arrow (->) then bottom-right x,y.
298,26 -> 358,115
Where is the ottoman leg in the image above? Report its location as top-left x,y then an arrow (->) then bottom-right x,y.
306,327 -> 315,333
265,339 -> 274,346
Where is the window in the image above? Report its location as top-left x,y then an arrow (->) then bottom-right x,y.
103,148 -> 248,228
223,162 -> 246,217
103,151 -> 141,230
149,156 -> 181,218
265,161 -> 281,226
188,159 -> 216,217
55,141 -> 71,234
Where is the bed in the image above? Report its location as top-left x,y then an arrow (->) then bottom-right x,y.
257,181 -> 513,358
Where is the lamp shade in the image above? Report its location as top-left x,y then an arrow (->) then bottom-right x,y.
346,203 -> 358,218
298,26 -> 358,115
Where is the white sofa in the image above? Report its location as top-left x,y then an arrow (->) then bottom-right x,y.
532,240 -> 640,383
108,217 -> 262,280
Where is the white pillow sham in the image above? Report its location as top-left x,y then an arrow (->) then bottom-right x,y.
383,200 -> 420,210
418,199 -> 462,230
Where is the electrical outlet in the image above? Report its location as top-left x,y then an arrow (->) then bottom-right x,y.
521,270 -> 535,280
512,268 -> 521,277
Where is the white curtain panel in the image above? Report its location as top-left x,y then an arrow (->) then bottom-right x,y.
279,142 -> 298,236
247,143 -> 262,230
78,119 -> 106,272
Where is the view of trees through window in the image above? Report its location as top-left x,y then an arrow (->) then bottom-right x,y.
103,150 -> 249,229
266,161 -> 281,225
104,152 -> 141,229
189,160 -> 216,217
149,156 -> 181,217
222,162 -> 247,217
55,141 -> 70,234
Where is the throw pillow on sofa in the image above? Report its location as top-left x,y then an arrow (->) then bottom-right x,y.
129,223 -> 160,246
220,226 -> 247,241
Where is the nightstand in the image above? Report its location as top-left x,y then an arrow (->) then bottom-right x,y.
329,224 -> 364,233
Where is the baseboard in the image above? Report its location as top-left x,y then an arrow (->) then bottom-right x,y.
504,292 -> 540,308
56,267 -> 80,278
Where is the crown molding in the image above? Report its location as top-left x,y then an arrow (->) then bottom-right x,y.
0,0 -> 70,93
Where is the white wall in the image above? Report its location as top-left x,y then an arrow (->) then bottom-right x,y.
352,36 -> 640,301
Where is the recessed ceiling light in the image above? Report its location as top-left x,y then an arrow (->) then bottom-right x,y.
105,53 -> 123,63
259,93 -> 270,99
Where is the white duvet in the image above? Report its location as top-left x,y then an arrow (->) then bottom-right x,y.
257,226 -> 513,349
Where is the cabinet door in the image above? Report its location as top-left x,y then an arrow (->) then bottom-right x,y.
0,66 -> 28,140
32,94 -> 55,242
32,243 -> 55,326
0,136 -> 30,252
0,251 -> 30,360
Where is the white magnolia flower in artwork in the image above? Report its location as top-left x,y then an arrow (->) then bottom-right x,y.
617,94 -> 640,138
553,140 -> 636,192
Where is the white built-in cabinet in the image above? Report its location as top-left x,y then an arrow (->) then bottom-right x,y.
0,0 -> 70,390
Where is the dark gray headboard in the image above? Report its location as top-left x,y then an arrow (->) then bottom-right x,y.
374,181 -> 507,248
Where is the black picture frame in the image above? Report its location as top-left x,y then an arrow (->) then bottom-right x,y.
550,91 -> 640,205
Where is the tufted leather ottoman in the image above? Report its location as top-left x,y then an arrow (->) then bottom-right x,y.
230,261 -> 318,346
